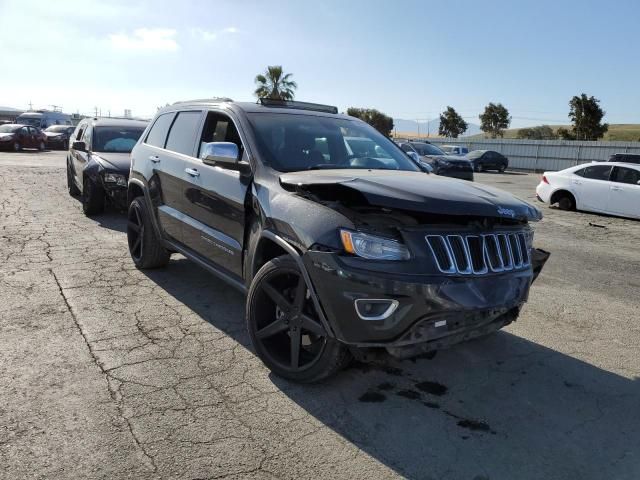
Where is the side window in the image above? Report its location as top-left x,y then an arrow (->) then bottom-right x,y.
400,144 -> 412,153
582,165 -> 612,181
20,127 -> 28,135
573,168 -> 586,177
198,111 -> 244,158
165,111 -> 202,156
145,113 -> 175,148
611,167 -> 640,185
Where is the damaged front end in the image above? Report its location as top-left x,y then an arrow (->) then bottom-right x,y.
280,171 -> 550,358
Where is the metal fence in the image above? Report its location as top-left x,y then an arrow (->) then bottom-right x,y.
417,138 -> 640,172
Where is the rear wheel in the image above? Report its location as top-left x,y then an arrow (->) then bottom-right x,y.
557,194 -> 575,211
82,177 -> 105,216
247,255 -> 350,383
38,141 -> 45,151
127,197 -> 170,268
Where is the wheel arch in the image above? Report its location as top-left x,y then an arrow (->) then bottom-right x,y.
550,188 -> 577,206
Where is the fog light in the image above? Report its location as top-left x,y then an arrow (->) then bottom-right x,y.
354,299 -> 399,321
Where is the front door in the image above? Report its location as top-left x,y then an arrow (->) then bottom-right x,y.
606,166 -> 640,219
181,111 -> 249,277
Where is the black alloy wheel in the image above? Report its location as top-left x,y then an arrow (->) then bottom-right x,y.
128,201 -> 145,263
247,255 -> 350,382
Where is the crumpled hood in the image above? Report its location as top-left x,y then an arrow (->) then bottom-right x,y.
280,169 -> 542,221
94,152 -> 131,172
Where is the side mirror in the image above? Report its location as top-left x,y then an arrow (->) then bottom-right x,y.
201,142 -> 240,167
72,140 -> 86,152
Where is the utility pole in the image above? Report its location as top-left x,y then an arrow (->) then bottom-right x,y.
94,106 -> 98,117
28,100 -> 33,111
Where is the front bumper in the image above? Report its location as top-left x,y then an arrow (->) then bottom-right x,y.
304,250 -> 543,349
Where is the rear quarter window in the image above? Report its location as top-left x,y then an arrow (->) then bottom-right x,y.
145,113 -> 175,148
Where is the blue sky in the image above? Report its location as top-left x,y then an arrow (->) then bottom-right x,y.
1,0 -> 638,127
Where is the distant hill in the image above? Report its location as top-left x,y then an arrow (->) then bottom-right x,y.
393,118 -> 481,138
466,124 -> 640,142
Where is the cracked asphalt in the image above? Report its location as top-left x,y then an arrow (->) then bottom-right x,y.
1,150 -> 639,480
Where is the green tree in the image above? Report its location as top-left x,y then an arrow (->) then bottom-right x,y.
347,107 -> 394,137
568,93 -> 608,140
517,125 -> 556,140
438,106 -> 468,138
254,65 -> 297,100
479,103 -> 511,138
556,127 -> 576,140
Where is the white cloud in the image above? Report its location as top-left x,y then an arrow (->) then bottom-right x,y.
109,28 -> 179,52
190,26 -> 239,42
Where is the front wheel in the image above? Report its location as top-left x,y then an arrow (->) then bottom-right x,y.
82,177 -> 105,216
13,142 -> 21,152
67,163 -> 80,196
474,163 -> 483,172
498,164 -> 506,173
247,255 -> 350,383
127,197 -> 170,268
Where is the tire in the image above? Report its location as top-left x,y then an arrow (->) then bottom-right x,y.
127,197 -> 170,269
474,163 -> 483,173
63,140 -> 69,150
498,164 -> 506,173
67,163 -> 80,196
38,141 -> 45,151
557,194 -> 575,211
247,255 -> 350,383
82,177 -> 105,216
13,142 -> 21,152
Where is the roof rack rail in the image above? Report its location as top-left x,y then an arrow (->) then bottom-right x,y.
258,98 -> 338,114
172,97 -> 233,105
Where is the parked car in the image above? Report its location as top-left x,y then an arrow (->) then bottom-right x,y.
396,141 -> 474,180
466,150 -> 509,172
66,117 -> 148,215
44,125 -> 75,150
439,145 -> 469,156
16,110 -> 72,129
608,153 -> 640,165
0,124 -> 46,151
536,162 -> 640,219
125,98 -> 549,383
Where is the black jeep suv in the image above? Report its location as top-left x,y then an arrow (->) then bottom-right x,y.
126,98 -> 549,383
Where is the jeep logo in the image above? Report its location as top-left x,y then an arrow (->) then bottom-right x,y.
497,207 -> 516,217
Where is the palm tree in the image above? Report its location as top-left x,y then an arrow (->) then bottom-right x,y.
254,65 -> 297,100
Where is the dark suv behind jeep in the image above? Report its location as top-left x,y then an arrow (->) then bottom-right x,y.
126,98 -> 549,383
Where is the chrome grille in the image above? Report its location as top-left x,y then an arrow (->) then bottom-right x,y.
426,231 -> 532,275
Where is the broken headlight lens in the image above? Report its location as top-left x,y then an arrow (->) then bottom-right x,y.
340,229 -> 410,261
103,173 -> 127,186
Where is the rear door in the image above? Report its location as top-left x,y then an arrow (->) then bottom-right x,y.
575,164 -> 613,212
606,166 -> 640,218
142,110 -> 198,243
180,110 -> 249,277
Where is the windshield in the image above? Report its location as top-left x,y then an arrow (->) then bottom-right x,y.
92,126 -> 145,153
17,117 -> 41,127
247,113 -> 419,172
411,142 -> 445,156
0,125 -> 20,133
466,150 -> 484,159
45,125 -> 72,133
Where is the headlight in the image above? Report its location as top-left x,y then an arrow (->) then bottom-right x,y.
103,173 -> 127,186
340,229 -> 410,261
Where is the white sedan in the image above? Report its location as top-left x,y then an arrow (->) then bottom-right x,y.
536,162 -> 640,220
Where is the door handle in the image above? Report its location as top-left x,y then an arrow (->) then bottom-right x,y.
185,168 -> 200,177
149,155 -> 160,163
572,180 -> 582,185
610,186 -> 622,191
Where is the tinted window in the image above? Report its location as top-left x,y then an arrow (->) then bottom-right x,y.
573,168 -> 586,177
247,113 -> 419,173
400,143 -> 413,153
611,167 -> 640,185
93,126 -> 145,153
145,113 -> 175,148
165,111 -> 201,156
582,165 -> 612,181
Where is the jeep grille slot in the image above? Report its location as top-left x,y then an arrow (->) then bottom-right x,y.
426,232 -> 531,275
